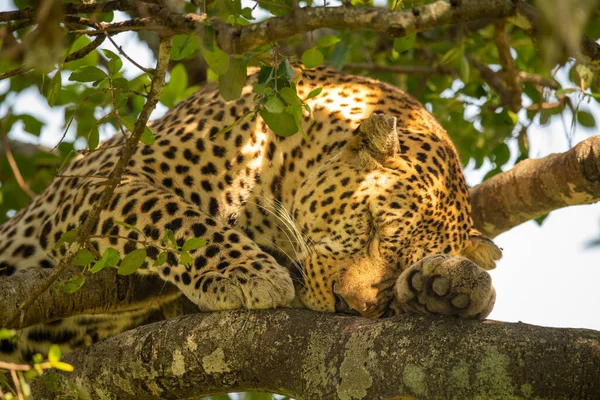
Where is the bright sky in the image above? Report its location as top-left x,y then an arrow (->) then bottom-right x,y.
2,8 -> 599,332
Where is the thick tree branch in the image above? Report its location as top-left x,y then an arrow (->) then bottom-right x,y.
470,136 -> 600,238
213,0 -> 518,54
29,310 -> 600,400
0,267 -> 184,330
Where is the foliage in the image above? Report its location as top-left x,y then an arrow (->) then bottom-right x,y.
1,0 -> 599,398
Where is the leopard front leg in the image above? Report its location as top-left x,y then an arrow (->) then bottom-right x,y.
44,180 -> 295,311
391,255 -> 495,319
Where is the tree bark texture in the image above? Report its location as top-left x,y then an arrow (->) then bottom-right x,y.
30,309 -> 600,400
470,136 -> 600,238
0,267 -> 182,330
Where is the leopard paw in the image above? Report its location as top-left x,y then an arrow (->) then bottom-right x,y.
391,254 -> 495,319
184,268 -> 296,311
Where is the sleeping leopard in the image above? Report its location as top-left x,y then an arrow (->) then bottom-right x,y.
0,66 -> 501,361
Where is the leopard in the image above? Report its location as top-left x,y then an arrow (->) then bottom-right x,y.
0,65 -> 502,362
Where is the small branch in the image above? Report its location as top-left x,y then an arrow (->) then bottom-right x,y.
467,55 -> 512,107
105,33 -> 153,74
0,66 -> 27,81
6,36 -> 173,327
0,0 -> 149,22
64,35 -> 106,64
30,309 -> 600,399
0,35 -> 105,81
493,21 -> 522,112
0,133 -> 36,199
518,71 -> 559,89
470,136 -> 600,238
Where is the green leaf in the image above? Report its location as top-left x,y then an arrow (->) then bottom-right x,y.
556,88 -> 578,96
306,87 -> 322,99
171,34 -> 200,61
482,167 -> 502,181
287,105 -> 306,138
48,346 -> 75,371
47,72 -> 61,107
279,87 -> 302,106
140,126 -> 155,145
492,143 -> 511,167
90,258 -> 106,273
261,109 -> 298,136
48,345 -> 61,364
52,361 -> 74,372
202,45 -> 230,76
87,127 -> 99,150
241,7 -> 254,20
103,248 -> 120,267
317,34 -> 341,48
54,228 -> 79,250
575,64 -> 594,90
440,47 -> 461,64
153,251 -> 168,267
160,63 -> 189,107
61,274 -> 86,293
118,248 -> 146,275
258,66 -> 275,84
18,114 -> 43,136
120,116 -> 154,144
393,33 -> 416,53
460,55 -> 470,83
301,48 -> 324,69
264,95 -> 285,113
277,59 -> 294,81
180,250 -> 193,266
219,58 -> 247,101
534,213 -> 549,226
68,66 -> 107,83
577,110 -> 595,128
91,248 -> 120,272
330,42 -> 348,70
102,49 -> 123,75
64,36 -> 99,70
163,229 -> 177,248
182,238 -> 207,251
0,328 -> 15,340
72,249 -> 95,266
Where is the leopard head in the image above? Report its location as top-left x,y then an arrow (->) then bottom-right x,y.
291,113 -> 501,317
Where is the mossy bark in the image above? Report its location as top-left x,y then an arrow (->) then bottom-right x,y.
32,310 -> 600,399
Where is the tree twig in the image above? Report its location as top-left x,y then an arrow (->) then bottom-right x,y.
518,71 -> 558,89
0,35 -> 105,81
467,55 -> 513,107
493,21 -> 522,112
0,132 -> 36,199
6,36 -> 173,327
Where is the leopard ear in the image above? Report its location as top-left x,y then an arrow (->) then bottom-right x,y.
343,114 -> 399,166
461,230 -> 503,270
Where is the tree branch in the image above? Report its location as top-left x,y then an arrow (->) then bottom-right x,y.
0,267 -> 185,330
470,136 -> 600,238
212,0 -> 518,54
493,21 -> 522,112
29,309 -> 600,399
